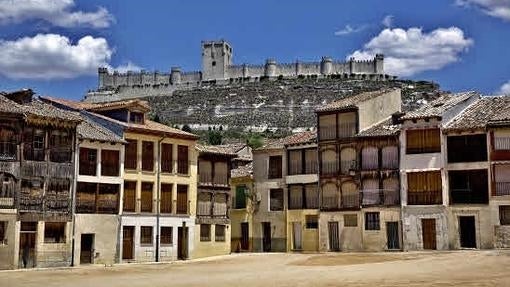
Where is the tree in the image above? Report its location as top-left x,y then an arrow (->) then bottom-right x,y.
207,130 -> 223,145
246,133 -> 263,149
182,124 -> 192,133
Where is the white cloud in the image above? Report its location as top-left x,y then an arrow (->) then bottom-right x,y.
382,15 -> 394,28
499,80 -> 510,95
455,0 -> 510,21
110,61 -> 142,73
0,0 -> 114,28
0,33 -> 113,79
334,24 -> 367,36
349,27 -> 473,76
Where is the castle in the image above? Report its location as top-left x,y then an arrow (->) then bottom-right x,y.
85,40 -> 391,103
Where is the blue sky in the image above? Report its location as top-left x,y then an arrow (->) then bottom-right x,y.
1,0 -> 510,100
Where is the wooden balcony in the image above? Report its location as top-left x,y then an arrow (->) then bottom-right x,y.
321,161 -> 338,177
407,190 -> 442,205
495,182 -> 510,196
361,189 -> 400,206
321,193 -> 360,211
0,142 -> 17,161
340,160 -> 358,174
0,161 -> 20,178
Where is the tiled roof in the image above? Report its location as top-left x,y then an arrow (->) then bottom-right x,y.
0,94 -> 25,115
258,131 -> 316,150
231,162 -> 253,178
400,91 -> 478,120
315,88 -> 399,113
23,98 -> 82,123
356,118 -> 400,137
445,96 -> 510,130
42,96 -> 150,112
77,112 -> 126,143
196,144 -> 239,156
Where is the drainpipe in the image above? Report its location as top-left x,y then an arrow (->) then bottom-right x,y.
155,137 -> 164,262
70,137 -> 79,267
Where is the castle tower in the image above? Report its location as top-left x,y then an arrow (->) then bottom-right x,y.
98,67 -> 108,88
201,40 -> 233,81
374,54 -> 384,74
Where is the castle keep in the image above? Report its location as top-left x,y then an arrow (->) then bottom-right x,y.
87,40 -> 388,103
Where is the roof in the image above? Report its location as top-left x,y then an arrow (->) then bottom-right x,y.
22,98 -> 82,123
231,162 -> 253,178
315,88 -> 398,113
445,96 -> 510,131
356,117 -> 400,137
400,91 -> 477,121
0,94 -> 25,115
41,96 -> 150,112
257,131 -> 316,150
77,112 -> 126,143
196,144 -> 239,156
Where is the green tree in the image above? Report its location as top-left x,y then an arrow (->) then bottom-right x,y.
182,124 -> 192,133
246,133 -> 263,149
207,130 -> 223,145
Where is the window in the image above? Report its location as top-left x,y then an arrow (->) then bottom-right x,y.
234,185 -> 246,209
23,128 -> 45,161
305,184 -> 319,209
269,189 -> 284,211
365,212 -> 380,230
449,170 -> 488,204
123,181 -> 136,212
288,150 -> 302,175
289,185 -> 303,209
101,150 -> 120,176
0,221 -> 6,244
97,184 -> 120,214
140,226 -> 153,245
0,126 -> 16,160
79,148 -> 97,176
200,224 -> 211,241
215,224 -> 226,242
344,214 -> 358,227
177,145 -> 189,174
361,146 -> 378,170
44,222 -> 66,243
142,141 -> 154,171
447,134 -> 487,163
176,185 -> 188,214
49,130 -> 72,162
45,179 -> 70,212
161,143 -> 173,173
500,206 -> 510,225
130,112 -> 144,124
268,156 -> 282,179
319,114 -> 336,140
305,149 -> 318,174
160,227 -> 173,245
306,215 -> 318,229
495,136 -> 510,150
161,183 -> 172,213
125,140 -> 138,170
406,129 -> 441,154
141,182 -> 153,213
407,171 -> 442,205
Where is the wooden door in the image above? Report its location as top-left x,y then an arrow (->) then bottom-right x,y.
262,222 -> 271,252
19,222 -> 37,268
177,226 -> 188,260
328,222 -> 340,251
122,226 -> 134,260
459,216 -> 476,248
422,219 -> 437,250
80,234 -> 94,264
292,222 -> 302,250
241,222 -> 249,250
386,222 -> 400,250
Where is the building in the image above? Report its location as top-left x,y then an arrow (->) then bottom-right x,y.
194,144 -> 237,258
0,90 -> 81,269
42,97 -> 199,262
230,162 -> 254,252
399,92 -> 479,250
316,88 -> 402,252
86,40 -> 390,103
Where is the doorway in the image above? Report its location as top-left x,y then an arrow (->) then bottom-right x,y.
262,222 -> 271,252
177,226 -> 188,260
422,219 -> 437,250
241,222 -> 249,250
328,221 -> 340,251
19,222 -> 37,268
80,234 -> 94,264
459,216 -> 477,248
386,221 -> 400,250
122,226 -> 134,260
292,222 -> 302,250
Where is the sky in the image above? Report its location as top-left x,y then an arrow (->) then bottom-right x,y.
1,0 -> 510,100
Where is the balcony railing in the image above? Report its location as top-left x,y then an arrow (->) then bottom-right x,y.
50,147 -> 72,163
320,127 -> 336,141
0,196 -> 15,209
321,193 -> 360,210
338,122 -> 356,138
495,182 -> 510,196
213,174 -> 228,186
197,200 -> 212,216
176,199 -> 189,215
340,160 -> 358,174
382,158 -> 399,169
176,160 -> 190,175
362,189 -> 400,206
321,161 -> 338,176
408,190 -> 442,205
199,173 -> 229,186
0,142 -> 16,160
45,195 -> 70,212
450,189 -> 488,204
289,162 -> 318,175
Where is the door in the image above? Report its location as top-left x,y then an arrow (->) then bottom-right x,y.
386,222 -> 400,250
177,226 -> 188,260
19,222 -> 37,268
422,219 -> 437,250
292,222 -> 302,250
328,221 -> 340,251
459,216 -> 477,248
262,222 -> 271,252
80,234 -> 94,264
241,222 -> 249,250
122,226 -> 134,260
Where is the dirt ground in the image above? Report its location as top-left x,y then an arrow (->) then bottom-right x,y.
2,250 -> 510,287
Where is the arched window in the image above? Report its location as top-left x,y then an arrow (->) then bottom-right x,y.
382,146 -> 398,169
383,177 -> 400,205
321,183 -> 338,209
362,178 -> 380,205
341,181 -> 359,208
340,147 -> 356,174
362,146 -> 378,170
321,149 -> 337,176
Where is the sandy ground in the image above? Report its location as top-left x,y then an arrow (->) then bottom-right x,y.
1,250 -> 510,287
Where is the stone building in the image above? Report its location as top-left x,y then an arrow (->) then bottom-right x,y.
0,90 -> 81,269
316,88 -> 402,252
230,162 -> 254,252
